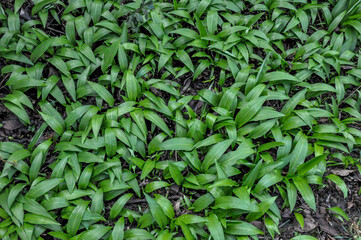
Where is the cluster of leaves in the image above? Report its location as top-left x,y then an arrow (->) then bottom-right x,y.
0,0 -> 361,239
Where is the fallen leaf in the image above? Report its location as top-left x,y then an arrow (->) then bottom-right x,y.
330,169 -> 355,177
294,216 -> 317,233
3,119 -> 22,130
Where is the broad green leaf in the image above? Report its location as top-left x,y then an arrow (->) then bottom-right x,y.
326,174 -> 348,198
291,236 -> 318,240
295,213 -> 304,229
236,96 -> 267,127
168,162 -> 184,185
213,196 -> 259,212
124,229 -> 155,240
206,213 -> 224,240
263,71 -> 300,82
328,207 -> 349,221
207,10 -> 218,35
225,221 -> 263,236
288,134 -> 308,175
26,178 -> 63,199
192,193 -> 214,212
101,40 -> 119,72
32,0 -> 57,15
144,110 -> 172,136
67,200 -> 88,236
112,217 -> 125,240
293,176 -> 316,211
24,213 -> 60,225
110,193 -> 133,219
140,159 -> 155,180
88,81 -> 114,107
144,181 -> 170,193
176,50 -> 194,72
159,138 -> 194,151
125,71 -> 140,101
79,226 -> 111,240
145,193 -> 168,228
31,38 -> 54,62
201,139 -> 232,171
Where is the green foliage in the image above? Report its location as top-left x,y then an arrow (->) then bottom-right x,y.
0,0 -> 361,239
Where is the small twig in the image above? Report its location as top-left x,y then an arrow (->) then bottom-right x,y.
0,158 -> 16,165
0,73 -> 10,91
338,85 -> 361,106
279,219 -> 291,228
47,26 -> 65,35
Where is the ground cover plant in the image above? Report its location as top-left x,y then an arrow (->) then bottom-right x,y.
0,0 -> 361,239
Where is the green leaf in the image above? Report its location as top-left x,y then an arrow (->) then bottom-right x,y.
110,193 -> 133,219
262,71 -> 300,82
196,0 -> 212,17
50,56 -> 70,77
225,221 -> 263,236
14,0 -> 26,13
144,181 -> 170,193
160,138 -> 194,151
78,43 -> 96,64
206,213 -> 224,240
88,81 -> 114,107
78,164 -> 93,190
328,11 -> 346,32
79,226 -> 111,240
207,10 -> 218,35
105,128 -> 117,157
67,200 -> 88,236
326,174 -> 348,198
201,139 -> 232,172
8,183 -> 26,208
236,96 -> 267,127
101,40 -> 119,72
39,112 -> 63,135
144,110 -> 172,136
293,176 -> 316,211
281,89 -> 307,117
31,38 -> 54,62
140,159 -> 155,180
171,29 -> 200,39
291,236 -> 318,240
145,193 -> 168,228
246,197 -> 277,222
32,0 -> 57,15
176,50 -> 194,72
4,102 -> 30,124
297,154 -> 327,176
26,178 -> 63,199
248,119 -> 277,139
24,213 -> 60,225
213,196 -> 258,212
125,71 -> 140,101
112,217 -> 125,240
29,151 -> 43,181
91,188 -> 103,214
288,134 -> 308,175
287,182 -> 297,212
295,213 -> 304,229
175,214 -> 207,225
124,229 -> 155,240
118,45 -> 128,72
168,162 -> 184,185
328,207 -> 349,221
